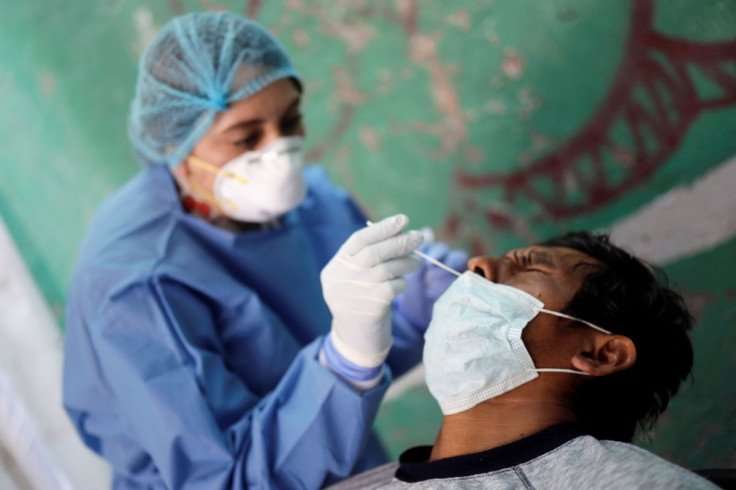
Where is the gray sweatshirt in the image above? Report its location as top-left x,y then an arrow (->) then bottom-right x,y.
328,425 -> 718,489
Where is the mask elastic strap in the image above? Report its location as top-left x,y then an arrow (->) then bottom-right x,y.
538,309 -> 611,334
180,166 -> 238,215
533,368 -> 592,376
187,155 -> 249,185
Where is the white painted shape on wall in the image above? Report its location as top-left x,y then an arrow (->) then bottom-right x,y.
610,154 -> 736,265
384,364 -> 426,403
0,370 -> 73,489
0,218 -> 111,489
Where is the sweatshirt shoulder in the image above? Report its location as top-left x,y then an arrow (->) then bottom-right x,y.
325,462 -> 399,490
524,436 -> 718,490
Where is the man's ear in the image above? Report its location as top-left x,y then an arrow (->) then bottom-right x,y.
571,335 -> 637,376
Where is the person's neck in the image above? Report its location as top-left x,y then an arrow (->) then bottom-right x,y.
430,389 -> 578,461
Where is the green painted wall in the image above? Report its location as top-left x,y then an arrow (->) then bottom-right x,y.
1,0 -> 734,471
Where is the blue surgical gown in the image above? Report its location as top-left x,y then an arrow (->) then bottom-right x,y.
62,165 -> 426,489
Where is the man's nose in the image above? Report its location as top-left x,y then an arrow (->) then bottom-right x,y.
467,256 -> 498,282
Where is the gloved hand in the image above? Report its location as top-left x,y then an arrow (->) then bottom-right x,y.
321,214 -> 424,368
396,242 -> 468,332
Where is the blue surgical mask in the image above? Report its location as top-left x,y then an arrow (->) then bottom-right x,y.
423,271 -> 611,415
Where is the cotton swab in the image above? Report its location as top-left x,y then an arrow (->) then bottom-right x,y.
366,221 -> 463,278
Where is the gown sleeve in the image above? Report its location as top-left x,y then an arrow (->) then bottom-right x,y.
69,276 -> 390,490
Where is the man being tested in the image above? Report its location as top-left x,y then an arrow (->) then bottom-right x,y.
332,232 -> 718,489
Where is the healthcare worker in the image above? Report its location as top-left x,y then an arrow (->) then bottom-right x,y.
62,11 -> 466,490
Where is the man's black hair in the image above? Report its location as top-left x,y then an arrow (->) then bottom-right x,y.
541,231 -> 694,442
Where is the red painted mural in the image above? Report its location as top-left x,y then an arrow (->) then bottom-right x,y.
453,0 -> 736,228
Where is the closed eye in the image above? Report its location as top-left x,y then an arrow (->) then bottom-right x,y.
524,252 -> 553,274
521,268 -> 547,274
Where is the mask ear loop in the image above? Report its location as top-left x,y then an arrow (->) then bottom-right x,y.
538,309 -> 612,335
532,311 -> 612,376
533,368 -> 592,376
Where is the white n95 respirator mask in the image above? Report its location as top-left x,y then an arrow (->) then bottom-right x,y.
187,136 -> 307,223
423,270 -> 611,415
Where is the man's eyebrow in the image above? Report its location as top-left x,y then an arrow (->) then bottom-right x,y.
531,249 -> 555,267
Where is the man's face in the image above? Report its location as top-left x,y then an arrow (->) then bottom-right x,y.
467,246 -> 604,371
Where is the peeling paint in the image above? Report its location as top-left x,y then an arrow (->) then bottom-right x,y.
486,99 -> 507,115
332,66 -> 369,106
464,147 -> 486,163
408,32 -> 467,156
502,48 -> 525,80
323,21 -> 376,54
680,292 -> 716,323
445,10 -> 470,32
292,28 -> 310,48
358,126 -> 381,151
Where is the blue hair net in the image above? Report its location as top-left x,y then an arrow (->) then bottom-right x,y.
128,12 -> 301,167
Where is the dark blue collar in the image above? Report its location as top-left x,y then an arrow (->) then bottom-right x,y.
395,423 -> 587,483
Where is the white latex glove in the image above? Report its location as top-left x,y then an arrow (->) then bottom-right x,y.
321,214 -> 424,368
